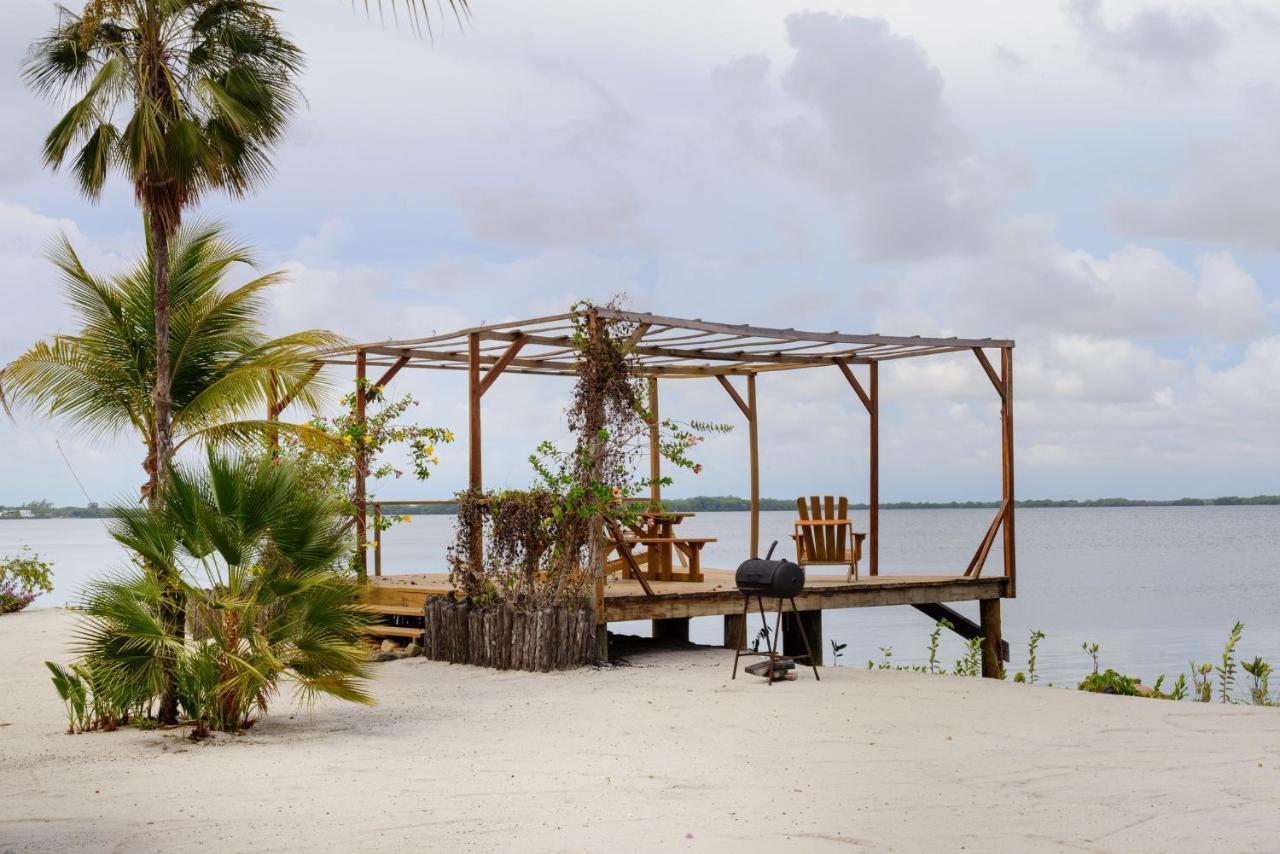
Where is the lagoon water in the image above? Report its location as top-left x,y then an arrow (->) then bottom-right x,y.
5,506 -> 1278,687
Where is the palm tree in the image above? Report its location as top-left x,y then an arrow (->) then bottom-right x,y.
24,1 -> 306,503
78,450 -> 374,736
1,222 -> 342,722
1,222 -> 342,497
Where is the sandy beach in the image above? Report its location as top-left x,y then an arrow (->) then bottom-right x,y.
2,608 -> 1279,853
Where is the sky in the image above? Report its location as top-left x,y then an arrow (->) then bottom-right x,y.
1,0 -> 1277,506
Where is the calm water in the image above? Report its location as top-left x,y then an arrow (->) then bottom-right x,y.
5,507 -> 1278,687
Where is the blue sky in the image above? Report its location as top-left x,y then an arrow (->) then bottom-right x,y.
1,0 -> 1277,506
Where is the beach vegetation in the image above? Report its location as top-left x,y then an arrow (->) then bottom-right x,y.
59,451 -> 372,737
1,547 -> 55,614
829,640 -> 847,666
954,637 -> 982,677
1190,661 -> 1214,702
1078,669 -> 1141,696
926,619 -> 951,674
2,224 -> 341,723
1216,621 -> 1244,703
1026,629 -> 1046,685
24,0 -> 305,503
1081,641 -> 1100,676
1242,657 -> 1273,706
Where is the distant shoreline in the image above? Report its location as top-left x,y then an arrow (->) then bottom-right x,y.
5,494 -> 1278,519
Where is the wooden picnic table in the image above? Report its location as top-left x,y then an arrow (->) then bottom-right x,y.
622,511 -> 714,582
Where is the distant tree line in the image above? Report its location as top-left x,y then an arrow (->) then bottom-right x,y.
5,494 -> 1278,520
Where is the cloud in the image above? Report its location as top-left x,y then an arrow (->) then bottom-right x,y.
457,180 -> 641,249
1109,88 -> 1280,251
947,218 -> 1268,342
714,12 -> 1010,261
1064,0 -> 1228,83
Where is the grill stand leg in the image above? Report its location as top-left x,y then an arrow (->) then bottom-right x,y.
767,597 -> 785,685
731,595 -> 751,680
788,598 -> 820,681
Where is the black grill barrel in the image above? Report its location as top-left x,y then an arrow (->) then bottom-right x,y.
735,555 -> 805,598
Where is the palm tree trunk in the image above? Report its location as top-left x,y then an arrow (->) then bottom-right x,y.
147,209 -> 183,725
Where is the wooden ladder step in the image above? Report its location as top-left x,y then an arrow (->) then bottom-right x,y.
364,625 -> 425,640
354,603 -> 425,618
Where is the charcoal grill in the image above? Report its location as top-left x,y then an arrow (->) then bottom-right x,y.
730,542 -> 820,683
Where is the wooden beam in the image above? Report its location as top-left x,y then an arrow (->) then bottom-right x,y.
747,373 -> 760,559
478,334 -> 527,397
648,377 -> 661,507
591,307 -> 1015,349
715,375 -> 751,419
972,348 -> 1005,400
621,323 -> 651,355
912,602 -> 1009,662
468,334 -> 482,492
1002,347 -> 1017,597
354,350 -> 368,579
965,499 -> 1009,578
835,359 -> 871,413
372,355 -> 410,391
603,576 -> 1008,621
868,361 -> 879,576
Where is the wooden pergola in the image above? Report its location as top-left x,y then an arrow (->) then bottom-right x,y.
320,307 -> 1017,674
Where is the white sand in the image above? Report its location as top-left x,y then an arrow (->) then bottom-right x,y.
2,609 -> 1279,853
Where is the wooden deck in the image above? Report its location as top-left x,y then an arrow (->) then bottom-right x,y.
362,569 -> 1009,622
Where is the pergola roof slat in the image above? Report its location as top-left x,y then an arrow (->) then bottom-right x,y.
317,308 -> 1011,377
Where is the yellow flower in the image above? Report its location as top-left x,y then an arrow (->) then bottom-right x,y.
342,435 -> 353,445
430,456 -> 439,465
444,430 -> 455,442
424,445 -> 434,456
400,515 -> 412,523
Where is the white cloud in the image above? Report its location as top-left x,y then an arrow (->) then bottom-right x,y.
1064,0 -> 1228,84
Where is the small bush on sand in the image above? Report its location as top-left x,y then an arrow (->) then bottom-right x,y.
1,547 -> 54,614
57,451 -> 374,737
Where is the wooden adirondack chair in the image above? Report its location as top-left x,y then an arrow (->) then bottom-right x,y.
792,496 -> 866,582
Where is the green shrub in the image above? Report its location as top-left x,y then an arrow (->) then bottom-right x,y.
1,547 -> 54,614
66,451 -> 374,737
1078,669 -> 1141,696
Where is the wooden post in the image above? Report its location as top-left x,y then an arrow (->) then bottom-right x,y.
467,332 -> 483,571
747,373 -> 760,559
1001,347 -> 1016,597
979,598 -> 1002,678
372,503 -> 382,577
354,350 -> 368,579
723,612 -> 746,649
869,361 -> 879,576
648,377 -> 661,506
783,609 -> 823,666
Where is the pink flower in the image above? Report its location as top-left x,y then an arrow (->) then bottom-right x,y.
693,464 -> 703,474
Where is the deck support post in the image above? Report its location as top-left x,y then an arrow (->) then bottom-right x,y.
467,333 -> 483,571
595,624 -> 609,663
653,617 -> 690,643
869,361 -> 879,576
648,377 -> 661,507
747,373 -> 760,558
354,350 -> 369,579
784,609 -> 823,666
723,612 -> 746,649
1001,347 -> 1016,597
979,598 -> 1002,678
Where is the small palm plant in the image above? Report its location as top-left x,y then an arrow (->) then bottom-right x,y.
75,450 -> 374,736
